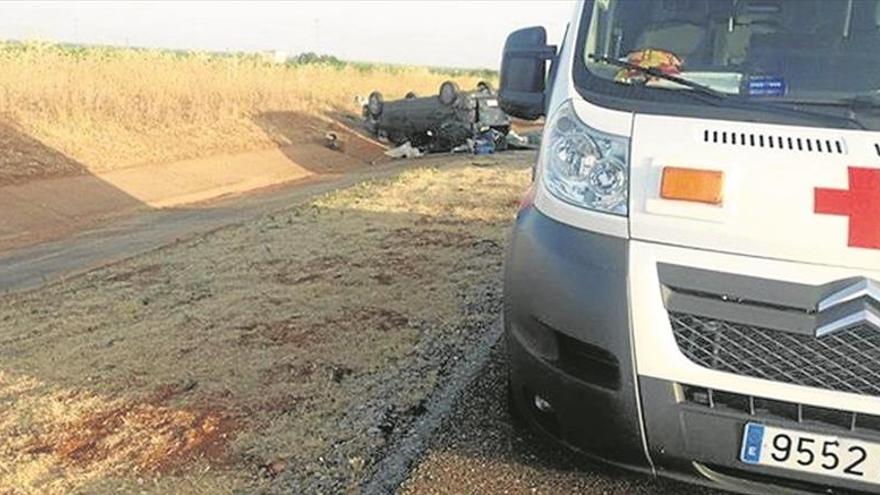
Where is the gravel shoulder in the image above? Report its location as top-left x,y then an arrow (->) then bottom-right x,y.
400,339 -> 723,495
0,152 -> 533,494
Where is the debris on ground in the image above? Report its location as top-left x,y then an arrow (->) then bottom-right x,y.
318,120 -> 392,165
506,129 -> 542,150
324,132 -> 341,150
384,141 -> 424,159
473,128 -> 505,155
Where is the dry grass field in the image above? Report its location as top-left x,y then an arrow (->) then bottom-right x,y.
0,43 -> 494,184
0,153 -> 533,494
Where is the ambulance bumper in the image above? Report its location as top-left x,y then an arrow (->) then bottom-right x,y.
504,206 -> 649,469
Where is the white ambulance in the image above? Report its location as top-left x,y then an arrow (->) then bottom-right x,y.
499,1 -> 880,492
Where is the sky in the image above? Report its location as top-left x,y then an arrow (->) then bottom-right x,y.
0,1 -> 576,69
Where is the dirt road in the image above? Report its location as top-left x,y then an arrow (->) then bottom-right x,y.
0,159 -> 413,293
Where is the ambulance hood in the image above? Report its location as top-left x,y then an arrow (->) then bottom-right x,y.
630,114 -> 880,272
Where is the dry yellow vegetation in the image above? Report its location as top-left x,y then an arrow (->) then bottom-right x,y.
0,42 -> 494,183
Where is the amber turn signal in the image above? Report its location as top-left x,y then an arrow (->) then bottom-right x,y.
660,167 -> 724,205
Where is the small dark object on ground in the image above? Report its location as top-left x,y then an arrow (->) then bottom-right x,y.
330,365 -> 354,383
324,132 -> 340,150
377,406 -> 398,437
364,81 -> 511,153
260,459 -> 288,479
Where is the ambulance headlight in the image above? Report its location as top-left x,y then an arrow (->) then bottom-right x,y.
541,101 -> 629,216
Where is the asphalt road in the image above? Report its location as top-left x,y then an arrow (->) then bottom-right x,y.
400,338 -> 726,495
0,159 -> 426,293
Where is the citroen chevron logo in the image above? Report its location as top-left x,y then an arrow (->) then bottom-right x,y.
816,279 -> 880,337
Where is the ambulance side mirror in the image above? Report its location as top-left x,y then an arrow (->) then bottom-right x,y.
499,26 -> 557,121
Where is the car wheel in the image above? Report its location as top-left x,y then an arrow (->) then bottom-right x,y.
367,91 -> 384,118
476,80 -> 495,95
405,91 -> 417,99
438,81 -> 460,106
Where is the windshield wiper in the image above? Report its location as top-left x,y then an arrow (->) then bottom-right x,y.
838,94 -> 880,109
588,53 -> 866,130
758,99 -> 871,130
588,53 -> 727,100
774,94 -> 880,110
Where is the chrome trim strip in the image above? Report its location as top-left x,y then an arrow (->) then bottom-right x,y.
818,279 -> 880,312
816,309 -> 880,338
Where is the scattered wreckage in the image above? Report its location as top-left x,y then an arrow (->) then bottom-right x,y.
363,81 -> 532,156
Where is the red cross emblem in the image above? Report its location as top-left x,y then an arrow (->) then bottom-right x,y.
815,167 -> 880,249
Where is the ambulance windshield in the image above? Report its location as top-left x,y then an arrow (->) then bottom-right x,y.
582,0 -> 880,105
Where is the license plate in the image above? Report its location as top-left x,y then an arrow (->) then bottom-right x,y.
741,422 -> 880,485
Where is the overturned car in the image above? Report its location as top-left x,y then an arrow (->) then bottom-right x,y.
363,81 -> 511,152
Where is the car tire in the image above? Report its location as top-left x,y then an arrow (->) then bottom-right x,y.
405,91 -> 417,99
438,81 -> 460,106
367,91 -> 384,118
476,80 -> 495,95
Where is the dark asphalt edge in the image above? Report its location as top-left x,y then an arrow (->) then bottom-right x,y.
361,318 -> 504,495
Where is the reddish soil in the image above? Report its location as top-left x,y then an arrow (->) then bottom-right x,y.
26,387 -> 237,475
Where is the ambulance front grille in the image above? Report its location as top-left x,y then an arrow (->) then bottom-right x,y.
671,312 -> 880,397
680,384 -> 880,433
